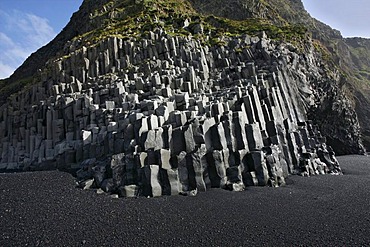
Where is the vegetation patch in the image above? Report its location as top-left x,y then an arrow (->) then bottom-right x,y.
70,0 -> 308,48
0,76 -> 36,105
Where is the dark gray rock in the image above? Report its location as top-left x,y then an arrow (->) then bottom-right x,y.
0,24 -> 350,198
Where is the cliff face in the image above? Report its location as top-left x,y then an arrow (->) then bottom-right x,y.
0,0 -> 366,194
341,38 -> 370,149
189,0 -> 370,153
189,0 -> 370,152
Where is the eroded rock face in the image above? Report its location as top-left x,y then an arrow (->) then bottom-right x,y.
0,28 -> 357,196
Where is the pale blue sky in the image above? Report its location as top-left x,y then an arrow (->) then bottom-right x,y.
0,0 -> 369,79
0,0 -> 83,79
302,0 -> 370,38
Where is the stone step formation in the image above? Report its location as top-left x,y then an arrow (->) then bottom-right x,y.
0,30 -> 341,197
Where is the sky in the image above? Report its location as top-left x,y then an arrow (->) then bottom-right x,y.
0,0 -> 83,79
0,0 -> 369,79
302,0 -> 370,38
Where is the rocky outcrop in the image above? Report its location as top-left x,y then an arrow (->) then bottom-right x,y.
0,27 -> 351,196
2,0 -> 366,153
1,0 -> 368,199
174,0 -> 370,152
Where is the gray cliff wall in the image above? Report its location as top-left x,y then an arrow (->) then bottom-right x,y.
0,30 -> 361,195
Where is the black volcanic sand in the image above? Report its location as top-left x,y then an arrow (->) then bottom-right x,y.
1,155 -> 370,246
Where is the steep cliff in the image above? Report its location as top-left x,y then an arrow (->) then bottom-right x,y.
0,0 -> 366,195
3,0 -> 367,153
188,0 -> 368,153
339,38 -> 370,149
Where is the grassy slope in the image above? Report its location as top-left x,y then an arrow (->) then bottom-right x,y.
72,0 -> 307,46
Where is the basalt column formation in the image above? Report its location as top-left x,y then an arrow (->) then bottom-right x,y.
0,28 -> 343,196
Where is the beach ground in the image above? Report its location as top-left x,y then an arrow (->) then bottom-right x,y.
1,155 -> 370,246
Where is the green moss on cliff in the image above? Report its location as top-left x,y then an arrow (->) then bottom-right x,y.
0,76 -> 36,104
202,15 -> 307,41
71,0 -> 308,47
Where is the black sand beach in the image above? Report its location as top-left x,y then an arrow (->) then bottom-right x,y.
1,155 -> 370,246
